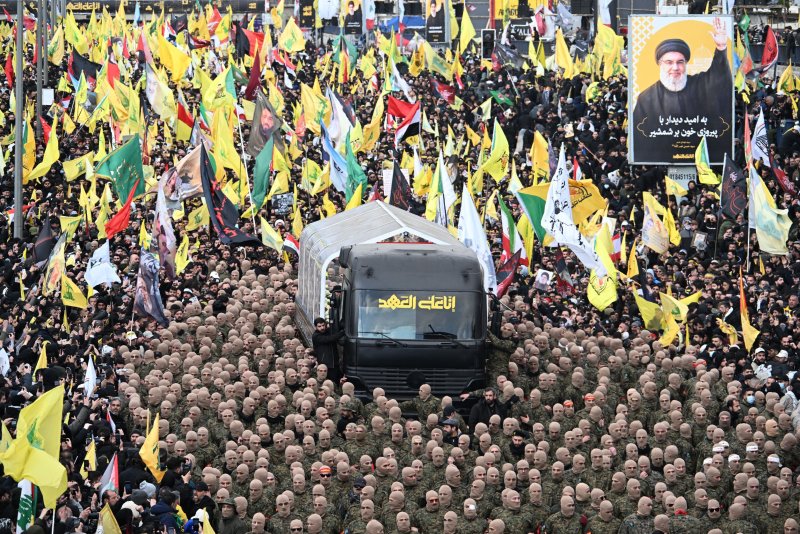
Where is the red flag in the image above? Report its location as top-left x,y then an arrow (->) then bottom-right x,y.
104,179 -> 139,239
244,47 -> 262,101
2,8 -> 11,22
496,250 -> 521,298
761,26 -> 778,73
40,116 -> 51,143
4,54 -> 13,89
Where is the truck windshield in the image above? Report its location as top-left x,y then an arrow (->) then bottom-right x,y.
354,290 -> 481,341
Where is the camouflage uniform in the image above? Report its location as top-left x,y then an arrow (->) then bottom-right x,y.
494,508 -> 530,533
723,519 -> 759,534
585,515 -> 622,534
618,513 -> 654,534
520,502 -> 550,532
761,513 -> 789,534
541,511 -> 583,534
412,508 -> 441,534
456,516 -> 487,534
668,514 -> 702,534
399,396 -> 441,422
344,518 -> 368,534
266,513 -> 300,534
485,331 -> 517,384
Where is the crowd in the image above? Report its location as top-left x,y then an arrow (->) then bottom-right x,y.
0,4 -> 798,534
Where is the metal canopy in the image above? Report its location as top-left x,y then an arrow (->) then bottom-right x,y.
297,202 -> 462,318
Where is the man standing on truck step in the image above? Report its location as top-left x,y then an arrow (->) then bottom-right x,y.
312,317 -> 345,384
400,384 -> 440,422
486,323 -> 519,385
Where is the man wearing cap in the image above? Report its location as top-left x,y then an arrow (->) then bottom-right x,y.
441,418 -> 461,447
217,498 -> 248,534
631,17 -> 732,163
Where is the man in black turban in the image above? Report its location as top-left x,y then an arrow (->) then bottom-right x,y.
631,17 -> 733,163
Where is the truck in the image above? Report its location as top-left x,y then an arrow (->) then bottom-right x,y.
295,202 -> 490,400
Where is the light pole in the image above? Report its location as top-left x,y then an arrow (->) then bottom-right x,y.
13,0 -> 24,239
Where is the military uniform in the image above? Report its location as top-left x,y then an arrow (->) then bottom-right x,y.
618,513 -> 654,534
520,502 -> 550,532
494,508 -> 530,533
399,395 -> 441,422
412,508 -> 441,534
722,519 -> 759,534
585,515 -> 621,534
668,513 -> 702,534
266,513 -> 300,534
541,511 -> 583,534
456,516 -> 487,534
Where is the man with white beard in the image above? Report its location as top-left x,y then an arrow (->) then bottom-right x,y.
631,16 -> 732,163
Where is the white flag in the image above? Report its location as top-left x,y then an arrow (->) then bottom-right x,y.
85,241 -> 121,288
0,347 -> 8,377
458,184 -> 497,293
84,356 -> 97,398
16,480 -> 34,534
542,145 -> 606,275
752,108 -> 770,167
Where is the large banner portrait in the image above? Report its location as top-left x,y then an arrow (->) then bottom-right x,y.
425,0 -> 447,43
342,0 -> 365,35
628,15 -> 734,165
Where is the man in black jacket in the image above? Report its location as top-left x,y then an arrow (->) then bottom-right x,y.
312,318 -> 344,384
469,388 -> 508,431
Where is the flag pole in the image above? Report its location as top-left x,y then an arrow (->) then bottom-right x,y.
13,0 -> 23,239
234,114 -> 261,243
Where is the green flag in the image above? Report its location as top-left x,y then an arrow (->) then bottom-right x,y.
489,89 -> 514,106
252,136 -> 274,210
345,132 -> 367,202
95,134 -> 145,201
514,187 -> 548,243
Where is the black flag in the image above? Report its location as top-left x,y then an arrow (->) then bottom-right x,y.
133,249 -> 169,327
720,155 -> 747,221
200,145 -> 262,247
68,51 -> 101,87
32,217 -> 56,264
389,162 -> 412,211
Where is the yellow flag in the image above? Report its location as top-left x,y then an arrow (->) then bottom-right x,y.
139,414 -> 166,482
80,440 -> 97,478
634,293 -> 664,331
278,17 -> 306,53
716,318 -> 739,345
34,341 -> 49,376
695,136 -> 719,185
345,183 -> 363,210
62,274 -> 88,309
0,422 -> 11,454
459,8 -> 476,54
175,235 -> 191,275
587,271 -> 617,310
291,206 -> 304,237
157,34 -> 192,83
480,119 -> 509,182
60,215 -> 83,240
0,385 -> 68,508
25,122 -> 60,184
99,504 -> 122,534
186,204 -> 209,231
260,217 -> 284,251
665,176 -> 688,197
659,312 -> 681,346
530,130 -> 549,182
63,153 -> 95,182
739,271 -> 760,351
555,29 -> 575,79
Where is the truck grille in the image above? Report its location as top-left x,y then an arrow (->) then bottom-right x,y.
348,366 -> 485,399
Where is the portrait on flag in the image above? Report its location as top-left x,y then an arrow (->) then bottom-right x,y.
425,0 -> 447,43
629,15 -> 734,165
533,270 -> 553,291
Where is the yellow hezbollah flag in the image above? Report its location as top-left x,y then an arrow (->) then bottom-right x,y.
278,17 -> 306,53
555,28 -> 574,79
185,204 -> 209,231
480,119 -> 510,182
695,136 -> 719,185
34,341 -> 49,376
157,34 -> 192,83
62,274 -> 88,309
0,385 -> 68,508
139,414 -> 165,482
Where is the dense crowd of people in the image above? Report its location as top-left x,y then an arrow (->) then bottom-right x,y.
0,5 -> 799,534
